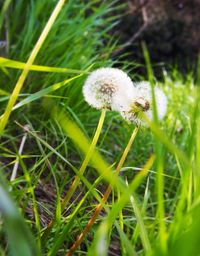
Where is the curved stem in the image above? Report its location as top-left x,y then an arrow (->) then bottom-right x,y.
66,126 -> 139,256
42,109 -> 106,239
61,109 -> 106,209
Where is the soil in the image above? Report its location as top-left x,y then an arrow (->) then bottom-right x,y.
113,0 -> 200,76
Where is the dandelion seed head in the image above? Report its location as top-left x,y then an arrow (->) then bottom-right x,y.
134,97 -> 150,112
113,81 -> 167,125
83,67 -> 134,109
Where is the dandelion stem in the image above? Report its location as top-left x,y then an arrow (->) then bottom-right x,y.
42,109 -> 106,239
66,126 -> 139,256
62,109 -> 106,209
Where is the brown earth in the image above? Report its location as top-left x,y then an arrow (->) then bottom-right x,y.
113,0 -> 200,75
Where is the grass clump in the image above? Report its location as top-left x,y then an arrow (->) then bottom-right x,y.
0,1 -> 200,256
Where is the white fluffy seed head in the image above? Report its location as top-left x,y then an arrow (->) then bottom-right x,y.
83,67 -> 134,109
112,81 -> 167,125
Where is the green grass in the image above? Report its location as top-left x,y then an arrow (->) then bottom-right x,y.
0,0 -> 200,255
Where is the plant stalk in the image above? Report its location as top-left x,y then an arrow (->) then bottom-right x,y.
42,109 -> 106,239
66,126 -> 139,256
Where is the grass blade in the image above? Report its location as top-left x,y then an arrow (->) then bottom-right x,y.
0,57 -> 87,74
0,0 -> 66,135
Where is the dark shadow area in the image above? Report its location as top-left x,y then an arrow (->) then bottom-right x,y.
112,0 -> 200,77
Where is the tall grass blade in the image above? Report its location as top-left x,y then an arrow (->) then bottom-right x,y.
0,0 -> 66,135
0,57 -> 86,74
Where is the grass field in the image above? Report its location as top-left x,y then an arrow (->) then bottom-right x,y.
0,1 -> 200,255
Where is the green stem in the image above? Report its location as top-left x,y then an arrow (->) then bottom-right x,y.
42,109 -> 106,239
66,127 -> 139,256
62,109 -> 106,209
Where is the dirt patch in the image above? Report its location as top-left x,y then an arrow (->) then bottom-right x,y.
113,0 -> 200,75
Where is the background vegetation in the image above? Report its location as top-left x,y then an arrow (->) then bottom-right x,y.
0,0 -> 199,255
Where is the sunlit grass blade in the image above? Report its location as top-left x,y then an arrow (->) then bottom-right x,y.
0,57 -> 88,74
0,0 -> 66,135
